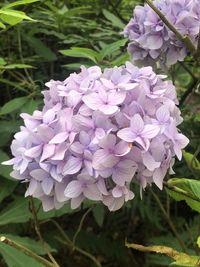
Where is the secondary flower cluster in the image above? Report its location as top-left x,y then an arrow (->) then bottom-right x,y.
3,63 -> 189,211
124,0 -> 200,65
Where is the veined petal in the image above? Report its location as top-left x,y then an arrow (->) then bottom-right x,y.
63,156 -> 82,175
82,93 -> 102,110
84,184 -> 102,201
117,128 -> 135,142
64,180 -> 82,198
142,124 -> 160,139
99,104 -> 118,115
49,132 -> 68,144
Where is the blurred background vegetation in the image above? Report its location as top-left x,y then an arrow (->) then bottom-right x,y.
0,0 -> 199,266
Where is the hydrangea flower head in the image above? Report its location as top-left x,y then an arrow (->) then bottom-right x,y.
124,0 -> 200,65
2,63 -> 189,211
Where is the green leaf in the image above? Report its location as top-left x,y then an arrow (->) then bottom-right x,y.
60,47 -> 101,63
25,35 -> 57,61
102,9 -> 125,29
1,234 -> 55,255
92,204 -> 105,227
0,150 -> 12,180
0,178 -> 17,203
3,0 -> 40,9
0,241 -> 43,267
0,57 -> 7,65
0,21 -> 6,29
183,150 -> 200,173
37,201 -> 78,220
0,96 -> 28,115
100,39 -> 127,59
110,52 -> 129,67
0,197 -> 31,225
197,236 -> 200,249
166,178 -> 200,213
20,99 -> 42,114
0,10 -> 34,26
0,64 -> 34,69
126,242 -> 199,267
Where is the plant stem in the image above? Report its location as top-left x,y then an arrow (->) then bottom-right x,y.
72,207 -> 92,248
149,188 -> 187,252
0,236 -> 54,267
145,0 -> 196,55
29,197 -> 60,267
49,218 -> 102,267
179,62 -> 196,80
56,237 -> 102,267
179,78 -> 199,107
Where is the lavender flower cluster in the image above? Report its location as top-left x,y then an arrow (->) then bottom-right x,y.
3,63 -> 189,211
124,0 -> 200,65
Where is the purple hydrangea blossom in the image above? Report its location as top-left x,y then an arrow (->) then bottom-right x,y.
2,62 -> 189,211
124,0 -> 200,65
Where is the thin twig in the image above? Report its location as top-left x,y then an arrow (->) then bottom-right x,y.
56,237 -> 102,267
17,27 -> 35,87
50,219 -> 71,245
0,236 -> 54,267
29,197 -> 60,267
72,207 -> 93,248
179,62 -> 196,80
145,0 -> 196,55
179,78 -> 199,107
149,188 -> 187,252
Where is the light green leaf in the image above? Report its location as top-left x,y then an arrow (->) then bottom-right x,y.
102,9 -> 125,29
100,39 -> 127,59
92,204 -> 105,227
0,197 -> 31,225
166,178 -> 200,213
0,57 -> 6,65
3,0 -> 40,9
0,10 -> 34,25
197,236 -> 200,249
60,47 -> 101,63
0,96 -> 28,115
0,64 -> 34,69
0,13 -> 23,25
183,150 -> 200,172
0,178 -> 17,203
0,242 -> 43,267
0,21 -> 6,29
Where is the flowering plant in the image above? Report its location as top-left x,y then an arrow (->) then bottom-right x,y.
124,0 -> 200,65
3,62 -> 189,211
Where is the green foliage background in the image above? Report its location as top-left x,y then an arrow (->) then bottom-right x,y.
0,0 -> 199,267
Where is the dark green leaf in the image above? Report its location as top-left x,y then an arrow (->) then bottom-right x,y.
92,204 -> 105,227
0,150 -> 12,180
0,178 -> 17,203
60,47 -> 101,63
102,9 -> 125,29
0,96 -> 28,115
100,39 -> 127,59
25,35 -> 57,61
0,242 -> 43,267
0,197 -> 31,225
